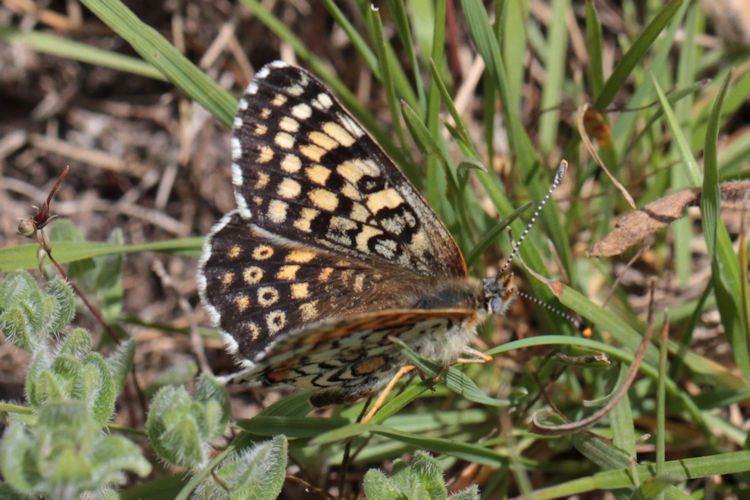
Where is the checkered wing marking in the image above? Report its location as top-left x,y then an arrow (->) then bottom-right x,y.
199,210 -> 449,360
240,309 -> 477,405
230,61 -> 467,278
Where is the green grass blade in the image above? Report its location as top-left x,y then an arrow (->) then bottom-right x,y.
538,0 -> 570,154
400,101 -> 458,195
651,70 -> 701,285
571,426 -> 633,469
594,0 -> 683,109
462,0 -> 532,164
488,334 -> 703,427
79,0 -> 235,126
463,0 -> 576,318
312,422 -> 373,445
499,0 -> 527,118
320,0 -> 379,78
372,428 -> 507,467
369,5 -> 409,152
386,0 -> 426,106
357,2 -> 419,108
0,27 -> 165,81
706,70 -> 750,380
428,59 -> 479,158
237,416 -> 349,438
523,450 -> 750,499
368,379 -> 433,424
702,72 -> 732,258
390,336 -> 508,407
611,1 -> 686,157
649,73 -> 702,185
713,225 -> 750,379
656,318 -> 668,480
0,238 -> 203,272
609,365 -> 637,461
585,1 -> 604,96
425,0 -> 449,214
464,202 -> 530,267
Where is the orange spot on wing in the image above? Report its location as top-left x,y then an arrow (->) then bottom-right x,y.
267,369 -> 290,383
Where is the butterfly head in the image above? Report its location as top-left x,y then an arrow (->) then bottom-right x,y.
482,274 -> 517,315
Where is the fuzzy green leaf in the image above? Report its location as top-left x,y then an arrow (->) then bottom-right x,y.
450,485 -> 479,500
0,270 -> 36,310
364,469 -> 405,500
37,400 -> 90,430
38,294 -> 64,337
88,435 -> 152,484
405,452 -> 447,499
0,272 -> 75,353
46,277 -> 75,332
79,352 -> 116,425
390,453 -> 444,500
58,327 -> 93,360
50,354 -> 83,394
164,415 -> 203,468
32,369 -> 67,408
106,339 -> 135,395
147,386 -> 208,467
49,449 -> 92,487
0,422 -> 39,494
195,374 -> 231,441
213,434 -> 288,500
0,401 -> 150,498
0,306 -> 32,352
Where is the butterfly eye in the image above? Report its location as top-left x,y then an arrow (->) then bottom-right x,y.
488,296 -> 505,314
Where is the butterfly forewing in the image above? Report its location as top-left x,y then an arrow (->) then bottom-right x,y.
230,62 -> 466,278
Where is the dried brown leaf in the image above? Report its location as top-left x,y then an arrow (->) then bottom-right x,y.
587,182 -> 750,257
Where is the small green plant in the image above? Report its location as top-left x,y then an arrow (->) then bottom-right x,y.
146,376 -> 287,498
0,269 -> 289,499
147,374 -> 232,469
195,435 -> 288,500
364,451 -> 479,500
0,270 -> 149,498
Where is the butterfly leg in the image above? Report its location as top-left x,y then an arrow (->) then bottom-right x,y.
457,346 -> 493,364
362,364 -> 416,424
433,348 -> 492,383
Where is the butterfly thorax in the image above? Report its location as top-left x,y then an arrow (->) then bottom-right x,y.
410,276 -> 484,310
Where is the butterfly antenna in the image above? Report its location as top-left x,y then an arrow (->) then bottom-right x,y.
497,160 -> 568,277
510,289 -> 590,334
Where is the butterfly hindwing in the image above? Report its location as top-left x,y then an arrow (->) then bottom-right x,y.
239,309 -> 477,404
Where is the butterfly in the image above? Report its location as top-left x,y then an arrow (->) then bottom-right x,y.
198,60 -> 526,413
